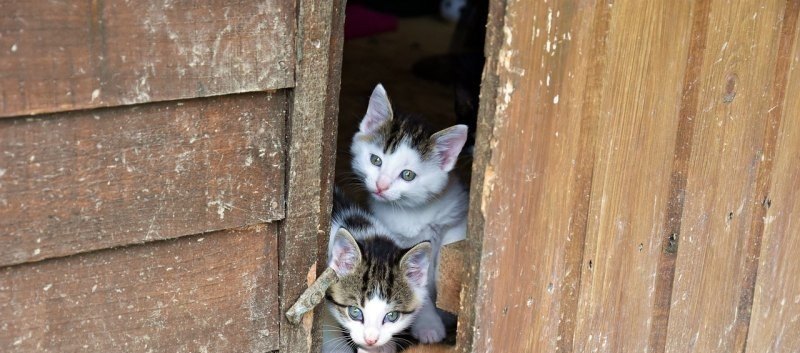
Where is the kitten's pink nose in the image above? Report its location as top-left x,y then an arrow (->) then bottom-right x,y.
375,177 -> 391,194
364,329 -> 379,346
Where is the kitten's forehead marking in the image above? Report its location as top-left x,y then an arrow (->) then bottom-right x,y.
378,143 -> 419,177
363,297 -> 389,327
369,114 -> 434,158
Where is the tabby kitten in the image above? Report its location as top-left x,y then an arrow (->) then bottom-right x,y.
323,190 -> 432,353
351,84 -> 468,343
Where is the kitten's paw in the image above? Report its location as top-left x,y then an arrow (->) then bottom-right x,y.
377,343 -> 398,353
356,344 -> 396,353
412,316 -> 446,344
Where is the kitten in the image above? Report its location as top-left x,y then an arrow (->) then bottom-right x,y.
323,190 -> 432,353
350,84 -> 468,343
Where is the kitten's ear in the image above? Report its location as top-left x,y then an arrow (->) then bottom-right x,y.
430,125 -> 468,171
329,228 -> 362,276
400,241 -> 432,288
359,84 -> 393,134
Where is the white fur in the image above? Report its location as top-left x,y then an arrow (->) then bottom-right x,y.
352,141 -> 451,208
324,205 -> 431,353
328,296 -> 415,350
369,175 -> 468,247
350,85 -> 469,344
411,299 -> 447,344
371,177 -> 466,344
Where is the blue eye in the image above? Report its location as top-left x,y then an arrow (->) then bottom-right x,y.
347,306 -> 363,321
370,154 -> 382,166
383,311 -> 399,323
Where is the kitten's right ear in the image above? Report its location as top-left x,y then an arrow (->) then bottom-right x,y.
359,84 -> 393,134
400,241 -> 432,288
329,228 -> 362,276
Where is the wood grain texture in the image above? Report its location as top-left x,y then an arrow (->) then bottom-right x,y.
0,92 -> 286,266
279,1 -> 344,353
437,241 -> 466,314
573,1 -> 693,352
0,0 -> 295,118
746,7 -> 800,352
312,0 -> 346,351
649,1 -> 713,351
453,0 -> 506,350
664,2 -> 789,352
459,1 -> 800,353
0,224 -> 280,353
459,2 -> 689,352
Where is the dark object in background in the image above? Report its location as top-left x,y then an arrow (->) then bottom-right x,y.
344,4 -> 399,40
359,0 -> 440,17
412,0 -> 489,153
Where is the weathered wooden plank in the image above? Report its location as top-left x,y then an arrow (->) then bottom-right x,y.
647,1 -> 714,351
572,1 -> 693,352
279,1 -> 345,352
437,241 -> 466,314
0,92 -> 286,266
0,0 -> 295,118
0,224 -> 280,353
664,1 -> 789,352
745,3 -> 800,352
311,0 -> 346,351
457,1 -> 594,353
453,2 -> 507,350
458,1 -> 617,352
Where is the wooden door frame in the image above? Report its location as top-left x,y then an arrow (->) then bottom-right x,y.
278,1 -> 347,353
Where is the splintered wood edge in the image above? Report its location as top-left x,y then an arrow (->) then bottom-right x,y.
286,267 -> 339,325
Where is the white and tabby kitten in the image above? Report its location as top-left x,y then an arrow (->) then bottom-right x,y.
323,190 -> 432,353
350,84 -> 468,343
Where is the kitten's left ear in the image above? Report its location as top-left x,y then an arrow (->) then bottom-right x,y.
400,241 -> 432,288
430,125 -> 468,171
329,228 -> 362,276
359,84 -> 393,134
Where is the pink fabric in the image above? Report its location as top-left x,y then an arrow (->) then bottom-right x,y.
344,4 -> 398,40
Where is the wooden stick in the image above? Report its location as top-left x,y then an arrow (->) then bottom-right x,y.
285,266 -> 340,325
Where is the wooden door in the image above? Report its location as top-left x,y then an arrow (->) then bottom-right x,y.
0,1 -> 344,352
452,0 -> 800,352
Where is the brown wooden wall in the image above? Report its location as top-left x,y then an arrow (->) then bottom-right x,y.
454,0 -> 800,353
0,1 -> 345,352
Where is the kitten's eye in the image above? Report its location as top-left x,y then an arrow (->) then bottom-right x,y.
383,311 -> 400,323
400,170 -> 416,181
370,154 -> 382,167
347,306 -> 363,321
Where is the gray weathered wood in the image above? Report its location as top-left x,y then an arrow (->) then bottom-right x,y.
0,0 -> 295,118
278,0 -> 345,352
0,92 -> 286,266
0,225 -> 280,353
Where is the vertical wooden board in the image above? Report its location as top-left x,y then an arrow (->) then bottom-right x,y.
0,92 -> 286,266
312,0 -> 347,351
0,225 -> 280,353
572,1 -> 692,352
746,7 -> 800,353
279,1 -> 344,353
0,0 -> 295,117
665,1 -> 788,352
460,1 -> 612,352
